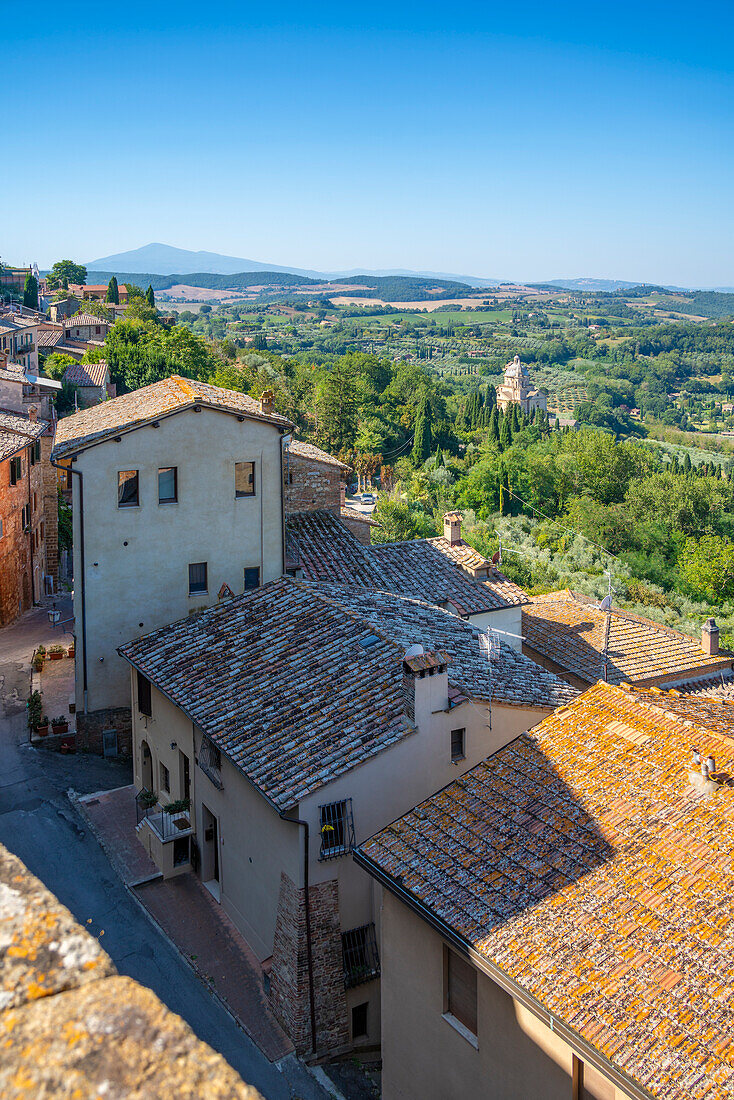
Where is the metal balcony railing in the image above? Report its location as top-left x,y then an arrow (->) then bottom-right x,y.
135,790 -> 192,841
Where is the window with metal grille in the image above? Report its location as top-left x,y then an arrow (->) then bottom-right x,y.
445,947 -> 477,1036
118,469 -> 139,507
319,798 -> 355,859
342,923 -> 380,988
234,461 -> 255,497
188,561 -> 207,594
158,466 -> 177,504
137,671 -> 152,717
199,736 -> 223,788
451,727 -> 465,763
244,566 -> 260,590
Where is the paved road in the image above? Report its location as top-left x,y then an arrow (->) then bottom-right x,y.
0,601 -> 327,1100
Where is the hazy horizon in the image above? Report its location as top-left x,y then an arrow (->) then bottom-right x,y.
8,0 -> 734,286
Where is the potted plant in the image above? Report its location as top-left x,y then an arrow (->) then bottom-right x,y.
35,715 -> 50,737
28,690 -> 42,731
67,643 -> 75,658
48,645 -> 64,661
138,788 -> 157,810
33,654 -> 44,673
36,645 -> 46,658
164,797 -> 191,831
51,715 -> 69,735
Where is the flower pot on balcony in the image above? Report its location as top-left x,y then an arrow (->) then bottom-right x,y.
67,646 -> 75,658
35,723 -> 49,737
51,719 -> 69,735
48,650 -> 63,661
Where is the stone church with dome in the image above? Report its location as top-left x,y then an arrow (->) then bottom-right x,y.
495,355 -> 547,414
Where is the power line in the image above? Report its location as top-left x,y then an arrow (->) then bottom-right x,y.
500,485 -> 622,565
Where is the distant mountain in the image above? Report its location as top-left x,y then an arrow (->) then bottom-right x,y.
86,243 -> 323,278
541,278 -> 646,292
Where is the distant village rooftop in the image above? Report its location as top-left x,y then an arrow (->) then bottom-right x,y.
119,577 -> 575,811
523,589 -> 733,688
52,375 -> 294,458
356,680 -> 734,1100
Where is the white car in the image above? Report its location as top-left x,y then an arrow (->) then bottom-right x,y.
361,493 -> 376,505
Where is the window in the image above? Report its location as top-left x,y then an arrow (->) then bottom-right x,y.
21,504 -> 30,530
159,762 -> 170,793
234,461 -> 255,497
137,671 -> 152,717
0,518 -> 3,538
445,948 -> 477,1037
342,924 -> 380,988
9,456 -> 21,485
244,566 -> 260,591
451,728 -> 466,763
352,1003 -> 368,1039
95,326 -> 101,335
34,440 -> 41,463
319,798 -> 355,859
573,1056 -> 615,1100
199,736 -> 223,788
158,466 -> 178,504
118,469 -> 139,507
188,561 -> 207,595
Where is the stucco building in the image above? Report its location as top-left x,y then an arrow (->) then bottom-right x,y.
495,355 -> 547,414
356,682 -> 734,1100
118,577 -> 576,1058
60,360 -> 114,407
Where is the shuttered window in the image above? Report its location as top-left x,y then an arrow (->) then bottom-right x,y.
137,671 -> 152,717
446,948 -> 477,1036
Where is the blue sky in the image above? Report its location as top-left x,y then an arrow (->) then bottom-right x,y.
8,1 -> 734,285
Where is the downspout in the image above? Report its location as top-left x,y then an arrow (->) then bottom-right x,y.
282,814 -> 317,1055
50,456 -> 87,709
26,444 -> 34,604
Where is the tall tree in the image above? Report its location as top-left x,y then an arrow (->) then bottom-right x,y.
315,357 -> 359,452
146,284 -> 156,308
488,406 -> 500,444
412,391 -> 433,464
499,412 -> 512,451
46,260 -> 87,290
106,276 -> 119,304
22,273 -> 38,311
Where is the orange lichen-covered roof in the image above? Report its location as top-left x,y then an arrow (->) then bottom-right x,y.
52,375 -> 293,457
523,590 -> 732,686
358,682 -> 734,1100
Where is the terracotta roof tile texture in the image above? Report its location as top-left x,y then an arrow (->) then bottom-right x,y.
119,578 -> 575,810
61,360 -> 109,387
359,682 -> 734,1100
52,375 -> 293,457
523,590 -> 732,686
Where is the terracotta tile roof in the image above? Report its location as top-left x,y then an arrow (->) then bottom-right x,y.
681,674 -> 734,701
119,578 -> 575,810
288,439 -> 351,470
427,535 -> 529,607
523,590 -> 732,686
36,327 -> 64,349
61,360 -> 109,387
62,313 -> 112,329
369,539 -> 522,615
52,375 -> 293,458
358,682 -> 734,1100
315,584 -> 577,710
287,510 -> 386,585
0,409 -> 48,462
341,505 -> 379,528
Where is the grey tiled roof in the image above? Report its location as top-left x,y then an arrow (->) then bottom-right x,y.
119,578 -> 575,811
287,510 -> 387,585
52,375 -> 293,458
288,439 -> 351,470
0,410 -> 48,462
61,361 -> 109,387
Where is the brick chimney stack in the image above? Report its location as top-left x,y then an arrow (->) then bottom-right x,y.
260,389 -> 274,415
702,618 -> 720,656
402,647 -> 450,723
443,511 -> 462,546
28,406 -> 37,423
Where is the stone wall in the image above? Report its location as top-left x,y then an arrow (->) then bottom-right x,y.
0,448 -> 32,625
40,433 -> 59,588
270,871 -> 349,1056
340,512 -> 374,545
285,454 -> 343,515
76,706 -> 132,756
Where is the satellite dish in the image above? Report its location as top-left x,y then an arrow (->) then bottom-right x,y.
404,644 -> 424,660
599,594 -> 613,611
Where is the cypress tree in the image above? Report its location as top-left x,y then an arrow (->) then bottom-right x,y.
412,392 -> 433,464
499,413 -> 512,451
682,453 -> 692,475
23,273 -> 38,311
145,284 -> 156,308
488,406 -> 500,444
106,276 -> 119,304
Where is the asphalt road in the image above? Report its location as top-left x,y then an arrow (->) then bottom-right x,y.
0,601 -> 327,1100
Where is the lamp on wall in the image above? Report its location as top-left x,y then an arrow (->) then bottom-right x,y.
170,741 -> 177,750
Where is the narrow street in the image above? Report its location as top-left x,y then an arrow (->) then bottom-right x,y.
0,601 -> 328,1100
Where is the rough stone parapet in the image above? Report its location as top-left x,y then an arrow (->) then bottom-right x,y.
0,843 -> 260,1099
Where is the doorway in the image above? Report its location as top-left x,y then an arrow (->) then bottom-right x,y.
201,803 -> 220,901
140,739 -> 153,792
179,750 -> 190,802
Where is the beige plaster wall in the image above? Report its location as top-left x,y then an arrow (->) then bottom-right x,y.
73,406 -> 285,712
469,604 -> 523,650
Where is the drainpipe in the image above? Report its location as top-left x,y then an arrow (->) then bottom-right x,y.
282,814 -> 317,1055
26,444 -> 35,604
50,456 -> 87,710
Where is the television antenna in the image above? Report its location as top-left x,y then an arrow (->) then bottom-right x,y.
597,569 -> 617,683
478,627 -> 501,730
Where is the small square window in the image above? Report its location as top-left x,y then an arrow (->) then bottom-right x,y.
235,461 -> 255,497
118,470 -> 139,507
159,762 -> 170,793
188,561 -> 207,595
158,466 -> 178,504
244,566 -> 260,590
451,728 -> 465,763
137,671 -> 152,717
352,1002 -> 368,1039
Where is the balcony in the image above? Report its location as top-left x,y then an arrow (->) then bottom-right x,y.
135,790 -> 193,841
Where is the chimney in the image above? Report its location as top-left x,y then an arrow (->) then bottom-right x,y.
702,618 -> 720,656
402,646 -> 450,723
28,406 -> 37,423
443,511 -> 462,546
260,389 -> 274,415
340,483 -> 346,507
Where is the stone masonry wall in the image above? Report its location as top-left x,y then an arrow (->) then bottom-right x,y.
76,706 -> 132,756
40,433 -> 59,588
270,871 -> 349,1056
0,447 -> 32,625
340,513 -> 373,545
285,454 -> 343,515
